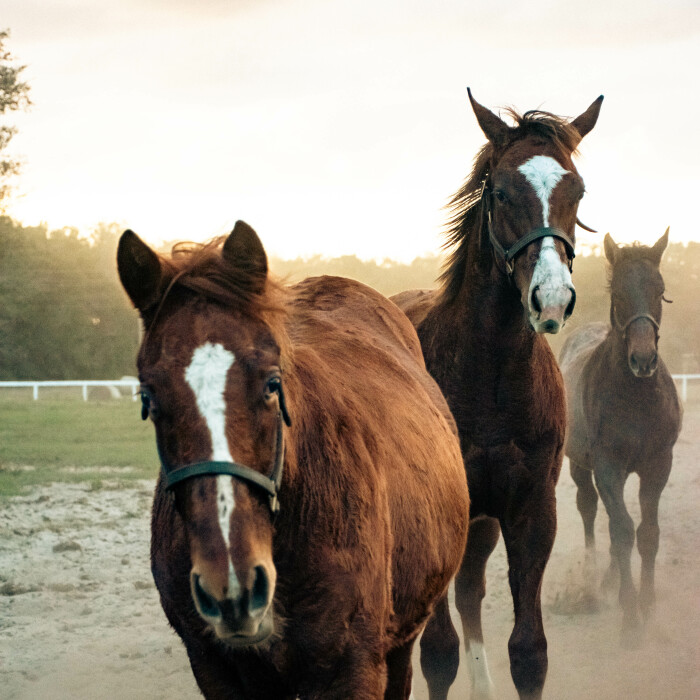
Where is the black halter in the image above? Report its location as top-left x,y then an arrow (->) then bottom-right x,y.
481,181 -> 576,277
613,309 -> 660,341
158,388 -> 291,514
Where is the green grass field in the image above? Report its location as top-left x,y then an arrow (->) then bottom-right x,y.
0,394 -> 159,496
1,382 -> 697,498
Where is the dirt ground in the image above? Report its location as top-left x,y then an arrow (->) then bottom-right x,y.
2,410 -> 698,700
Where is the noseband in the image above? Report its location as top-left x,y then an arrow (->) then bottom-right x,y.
481,181 -> 576,277
158,388 -> 291,515
613,309 -> 660,341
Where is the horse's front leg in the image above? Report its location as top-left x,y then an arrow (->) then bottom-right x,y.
637,454 -> 671,621
594,464 -> 639,641
419,593 -> 460,700
500,484 -> 556,700
569,459 -> 598,552
384,638 -> 416,700
454,515 -> 501,700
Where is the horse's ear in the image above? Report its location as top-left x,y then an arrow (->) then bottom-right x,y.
571,95 -> 604,143
603,233 -> 618,265
467,88 -> 512,148
222,220 -> 268,292
649,227 -> 670,265
117,230 -> 163,312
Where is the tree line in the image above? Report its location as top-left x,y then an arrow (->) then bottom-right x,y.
1,216 -> 698,379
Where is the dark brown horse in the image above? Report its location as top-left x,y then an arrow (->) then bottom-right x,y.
559,230 -> 682,643
392,90 -> 602,700
117,220 -> 469,699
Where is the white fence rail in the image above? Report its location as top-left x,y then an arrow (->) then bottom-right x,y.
1,375 -> 699,402
0,379 -> 140,401
674,374 -> 700,402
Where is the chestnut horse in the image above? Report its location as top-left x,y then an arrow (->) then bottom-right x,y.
559,230 -> 682,643
117,221 -> 469,699
392,90 -> 602,700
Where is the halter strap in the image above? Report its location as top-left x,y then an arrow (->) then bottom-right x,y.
614,310 -> 660,340
161,406 -> 287,514
481,181 -> 576,277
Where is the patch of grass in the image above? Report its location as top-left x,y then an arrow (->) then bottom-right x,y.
0,397 -> 159,496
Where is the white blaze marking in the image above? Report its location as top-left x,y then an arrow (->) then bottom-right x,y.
467,641 -> 496,700
185,343 -> 238,591
518,155 -> 569,226
519,155 -> 574,321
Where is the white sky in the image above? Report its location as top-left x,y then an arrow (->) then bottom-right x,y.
3,0 -> 699,261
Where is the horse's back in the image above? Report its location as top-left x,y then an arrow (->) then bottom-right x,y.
559,322 -> 609,378
558,323 -> 609,466
391,288 -> 437,329
559,322 -> 609,402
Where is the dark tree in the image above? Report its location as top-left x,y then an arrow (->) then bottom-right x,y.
0,30 -> 31,211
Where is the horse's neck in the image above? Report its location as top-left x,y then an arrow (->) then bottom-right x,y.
422,267 -> 538,382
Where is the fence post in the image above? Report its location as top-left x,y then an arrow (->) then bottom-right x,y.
33,384 -> 38,400
683,376 -> 688,402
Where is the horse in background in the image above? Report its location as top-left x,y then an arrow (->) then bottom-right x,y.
117,221 -> 469,699
392,90 -> 602,700
559,229 -> 681,643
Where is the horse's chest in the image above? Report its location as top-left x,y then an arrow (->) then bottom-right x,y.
588,384 -> 676,468
458,366 -> 558,442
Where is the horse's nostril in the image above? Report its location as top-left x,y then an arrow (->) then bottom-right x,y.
250,566 -> 269,614
530,285 -> 542,314
564,287 -> 576,320
650,354 -> 658,371
629,354 -> 639,372
192,574 -> 220,619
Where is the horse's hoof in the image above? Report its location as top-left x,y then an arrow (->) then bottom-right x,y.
601,568 -> 618,593
516,691 -> 543,700
639,593 -> 655,622
620,622 -> 643,650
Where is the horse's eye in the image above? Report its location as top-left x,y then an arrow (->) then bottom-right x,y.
265,377 -> 281,398
494,190 -> 508,204
140,390 -> 152,421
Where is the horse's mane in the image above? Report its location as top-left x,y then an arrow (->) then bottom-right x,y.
438,108 -> 583,303
160,237 -> 288,324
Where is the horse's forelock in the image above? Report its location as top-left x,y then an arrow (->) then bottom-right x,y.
606,242 -> 664,288
508,108 -> 583,157
164,238 -> 285,312
611,242 -> 663,267
146,238 -> 291,362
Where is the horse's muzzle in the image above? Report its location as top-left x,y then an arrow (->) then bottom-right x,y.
190,566 -> 274,645
628,349 -> 658,378
528,284 -> 576,334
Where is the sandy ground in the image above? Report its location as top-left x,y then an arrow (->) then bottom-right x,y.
2,410 -> 698,700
